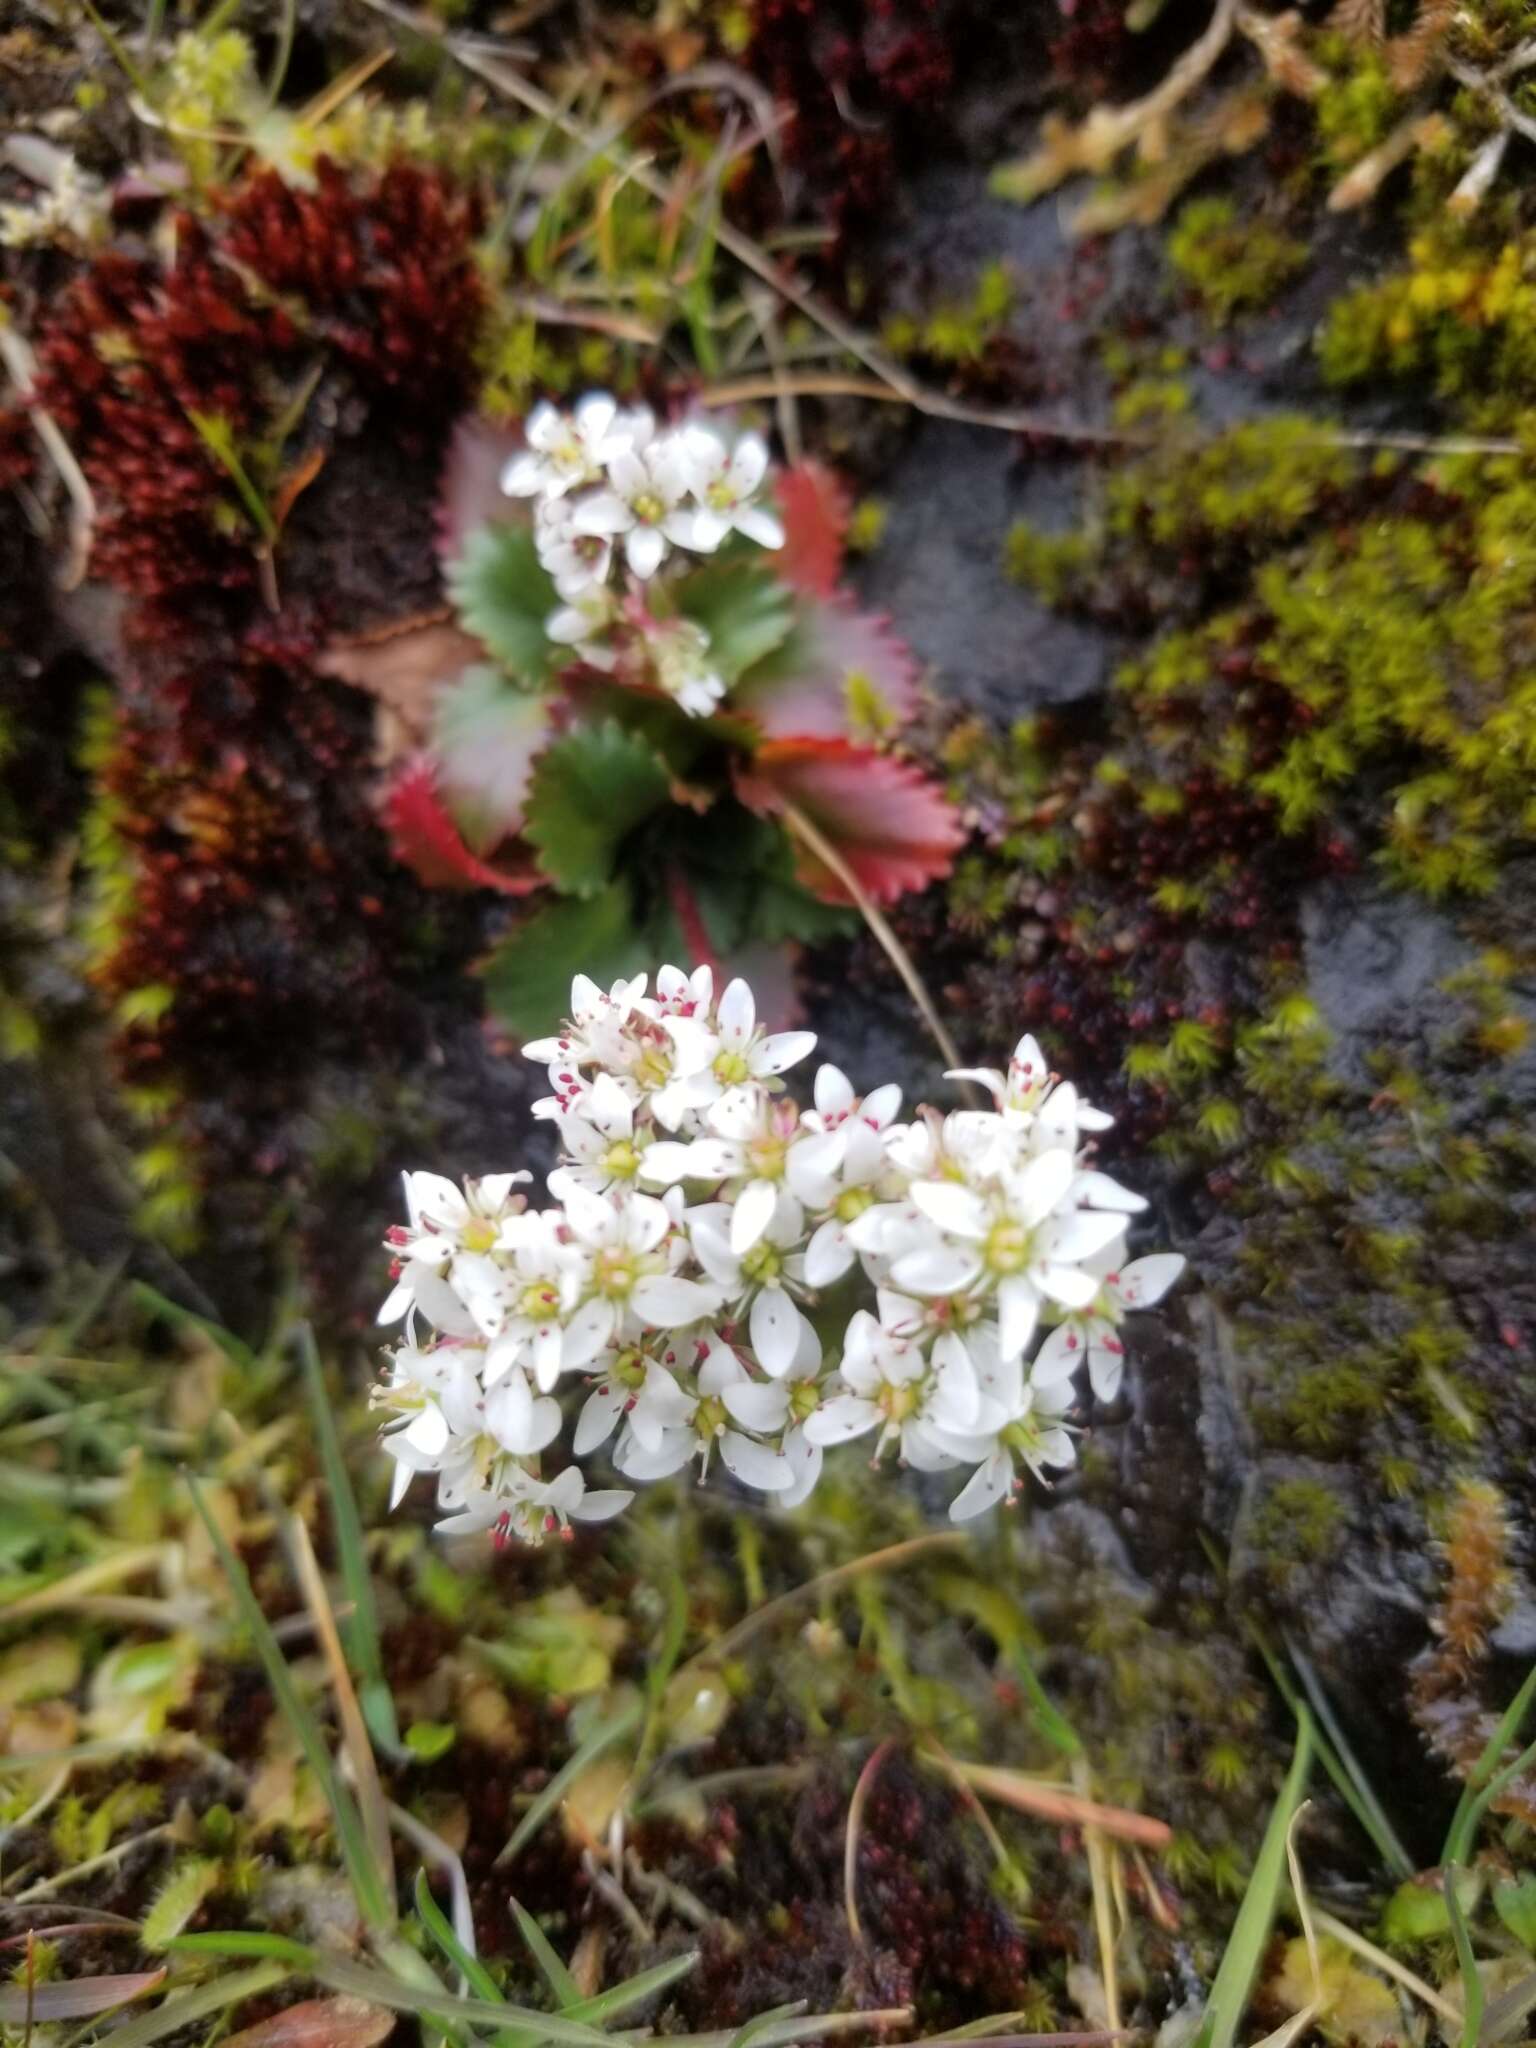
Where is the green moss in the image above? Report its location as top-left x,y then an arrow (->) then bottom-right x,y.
1167,197 -> 1306,323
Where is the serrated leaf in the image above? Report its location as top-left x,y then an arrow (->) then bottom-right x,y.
733,594 -> 920,742
447,523 -> 559,680
736,738 -> 966,906
482,884 -> 652,1041
432,665 -> 555,854
142,1857 -> 221,1949
524,723 -> 671,896
382,757 -> 544,895
674,560 -> 796,684
775,460 -> 850,597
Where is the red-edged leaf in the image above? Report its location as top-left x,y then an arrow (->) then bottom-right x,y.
316,620 -> 483,754
736,738 -> 966,906
382,757 -> 544,896
775,460 -> 850,598
437,415 -> 526,572
0,1969 -> 166,2023
732,594 -> 920,740
224,1996 -> 395,2048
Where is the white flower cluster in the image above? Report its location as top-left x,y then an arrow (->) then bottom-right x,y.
375,967 -> 1184,1547
500,392 -> 784,718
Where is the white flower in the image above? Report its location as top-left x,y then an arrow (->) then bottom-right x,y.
387,1170 -> 530,1276
452,1209 -> 608,1392
573,1342 -> 695,1456
572,438 -> 704,580
614,1333 -> 792,1490
647,1092 -> 810,1256
1032,1246 -> 1186,1401
680,427 -> 785,551
798,1082 -> 902,1286
936,1374 -> 1078,1522
546,582 -> 621,661
483,1364 -> 563,1456
719,1318 -> 827,1508
686,1193 -> 813,1376
561,1184 -> 721,1342
548,1073 -> 651,1201
894,1150 -> 1125,1359
535,494 -> 614,597
643,616 -> 727,718
803,1309 -> 975,1464
436,1464 -> 634,1545
502,393 -> 635,500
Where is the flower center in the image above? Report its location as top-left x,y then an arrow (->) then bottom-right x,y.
713,1049 -> 751,1085
596,1251 -> 638,1299
705,478 -> 737,511
520,1281 -> 561,1319
876,1379 -> 919,1423
747,1135 -> 786,1181
601,1139 -> 641,1180
695,1394 -> 728,1438
983,1221 -> 1031,1275
741,1241 -> 781,1285
835,1186 -> 874,1223
611,1347 -> 647,1393
632,489 -> 666,524
461,1217 -> 498,1253
788,1380 -> 821,1423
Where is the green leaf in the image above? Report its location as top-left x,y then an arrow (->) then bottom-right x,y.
494,1696 -> 642,1866
674,560 -> 796,683
447,524 -> 559,680
1495,1872 -> 1536,1953
405,1720 -> 457,1762
1194,1706 -> 1313,2048
298,1326 -> 399,1758
1446,1865 -> 1483,2048
412,1869 -> 507,2011
141,1857 -> 221,1949
93,1963 -> 293,2048
563,1952 -> 699,2025
509,1897 -> 582,2009
482,884 -> 651,1040
166,1934 -> 317,1967
432,665 -> 553,855
524,724 -> 671,896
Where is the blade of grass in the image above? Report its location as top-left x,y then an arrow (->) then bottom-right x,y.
668,2009 -> 914,2048
1481,1970 -> 1536,2045
414,1870 -> 505,2008
297,1325 -> 400,1755
0,1969 -> 166,2024
495,1698 -> 643,1867
73,1962 -> 291,2048
311,1958 -> 622,2046
564,1951 -> 699,2025
728,2003 -> 806,2048
634,1569 -> 689,1779
1445,1866 -> 1483,2048
1192,1706 -> 1314,2048
1282,1635 -> 1414,1881
185,1475 -> 393,1936
392,1804 -> 477,1966
288,1511 -> 396,1925
131,1282 -> 256,1369
1443,1658 -> 1536,1864
509,1898 -> 581,2008
166,1935 -> 317,1967
1201,1534 -> 1411,1880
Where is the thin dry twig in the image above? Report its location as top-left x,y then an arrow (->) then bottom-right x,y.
949,1762 -> 1172,1850
681,1531 -> 964,1675
844,1738 -> 896,1945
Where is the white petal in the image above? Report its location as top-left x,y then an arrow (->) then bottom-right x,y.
930,1331 -> 980,1427
626,523 -> 666,579
1031,1320 -> 1086,1386
1038,1263 -> 1101,1310
562,1295 -> 615,1366
717,977 -> 755,1050
1116,1253 -> 1186,1308
1087,1344 -> 1126,1403
637,1142 -> 697,1186
570,1487 -> 634,1523
997,1277 -> 1041,1363
1042,1208 -> 1127,1265
803,1394 -> 879,1446
723,1379 -> 792,1430
730,1176 -> 779,1256
803,1217 -> 855,1288
950,1451 -> 1014,1521
631,1274 -> 720,1327
909,1181 -> 990,1240
775,1427 -> 822,1508
754,1030 -> 816,1076
750,1286 -> 804,1377
735,504 -> 784,550
574,1382 -> 624,1455
1011,1148 -> 1076,1226
571,490 -> 633,537
719,1430 -> 793,1492
1075,1169 -> 1148,1214
861,1083 -> 902,1129
890,1242 -> 983,1295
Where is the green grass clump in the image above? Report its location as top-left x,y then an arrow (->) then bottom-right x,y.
1167,197 -> 1305,323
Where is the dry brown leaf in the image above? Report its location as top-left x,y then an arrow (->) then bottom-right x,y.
223,1996 -> 395,2048
1329,0 -> 1385,46
316,620 -> 480,763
